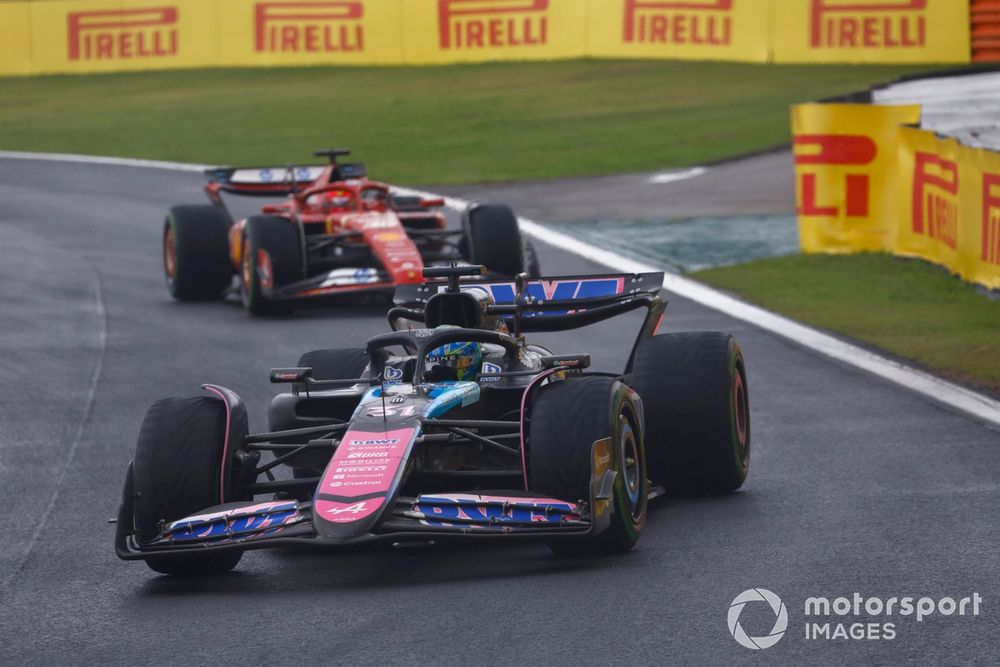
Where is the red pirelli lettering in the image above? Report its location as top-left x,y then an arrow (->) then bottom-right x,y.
811,0 -> 926,49
912,152 -> 959,248
983,174 -> 1000,265
794,134 -> 877,218
438,0 -> 548,49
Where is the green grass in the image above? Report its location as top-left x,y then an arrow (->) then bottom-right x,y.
0,60 -> 932,185
693,254 -> 1000,393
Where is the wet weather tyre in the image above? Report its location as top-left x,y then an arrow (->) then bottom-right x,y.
529,376 -> 647,556
464,204 -> 525,277
241,215 -> 302,316
631,332 -> 750,495
163,205 -> 231,301
297,348 -> 369,382
132,396 -> 246,575
524,240 -> 541,277
280,348 -> 370,487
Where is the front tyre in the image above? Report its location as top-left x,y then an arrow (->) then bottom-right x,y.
163,205 -> 231,301
241,216 -> 302,316
529,376 -> 647,555
132,396 -> 248,575
631,332 -> 750,495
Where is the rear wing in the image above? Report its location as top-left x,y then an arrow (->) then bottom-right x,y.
203,162 -> 367,197
393,271 -> 665,371
394,272 -> 663,308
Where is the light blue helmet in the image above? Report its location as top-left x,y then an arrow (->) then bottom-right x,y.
425,341 -> 483,381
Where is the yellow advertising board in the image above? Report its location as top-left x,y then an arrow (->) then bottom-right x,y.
795,106 -> 1000,291
27,0 -> 219,75
963,143 -> 1000,290
587,0 -> 771,62
895,127 -> 965,272
0,3 -> 32,76
895,127 -> 1000,290
400,0 -> 587,64
216,0 -> 405,67
792,103 -> 921,253
0,0 -> 973,75
772,0 -> 971,64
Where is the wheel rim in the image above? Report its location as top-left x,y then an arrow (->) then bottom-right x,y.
164,225 -> 176,285
619,412 -> 644,522
733,366 -> 749,465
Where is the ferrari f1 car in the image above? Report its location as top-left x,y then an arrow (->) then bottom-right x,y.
162,148 -> 538,315
115,265 -> 751,575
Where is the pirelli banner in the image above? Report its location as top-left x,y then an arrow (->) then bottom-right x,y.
0,0 -> 971,77
794,104 -> 1000,291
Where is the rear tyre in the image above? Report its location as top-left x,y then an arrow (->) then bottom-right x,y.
524,240 -> 541,277
298,348 -> 369,382
631,332 -> 750,495
132,396 -> 248,575
464,204 -> 525,277
529,376 -> 647,556
283,348 -> 370,488
241,216 -> 301,316
163,205 -> 232,301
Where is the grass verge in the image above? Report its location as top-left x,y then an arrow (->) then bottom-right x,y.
692,254 -> 1000,393
0,60 -> 932,184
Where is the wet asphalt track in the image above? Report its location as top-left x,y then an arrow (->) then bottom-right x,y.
0,157 -> 998,665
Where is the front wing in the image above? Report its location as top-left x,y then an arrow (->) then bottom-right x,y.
114,445 -> 618,560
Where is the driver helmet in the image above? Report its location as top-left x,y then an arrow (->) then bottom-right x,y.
425,341 -> 483,381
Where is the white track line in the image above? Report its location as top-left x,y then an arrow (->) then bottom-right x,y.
0,150 -> 210,172
648,166 -> 707,184
3,150 -> 998,428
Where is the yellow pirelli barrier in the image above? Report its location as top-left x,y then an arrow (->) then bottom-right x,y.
27,0 -> 219,75
0,0 -> 973,77
792,103 -> 922,252
402,0 -> 587,64
216,0 -> 405,67
587,0 -> 771,63
0,3 -> 31,76
773,0 -> 971,64
794,104 -> 1000,291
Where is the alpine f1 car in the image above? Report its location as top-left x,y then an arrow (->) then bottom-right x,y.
162,148 -> 538,315
115,265 -> 751,575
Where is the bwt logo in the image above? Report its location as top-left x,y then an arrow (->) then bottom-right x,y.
255,2 -> 364,53
438,0 -> 548,50
623,0 -> 733,46
794,134 -> 877,218
912,152 -> 959,249
67,7 -> 178,61
811,0 -> 926,49
982,174 -> 1000,265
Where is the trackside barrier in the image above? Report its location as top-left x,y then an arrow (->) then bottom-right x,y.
0,0 -> 971,77
793,103 -> 1000,291
971,0 -> 1000,62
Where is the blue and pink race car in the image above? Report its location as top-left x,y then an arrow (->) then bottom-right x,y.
115,265 -> 751,575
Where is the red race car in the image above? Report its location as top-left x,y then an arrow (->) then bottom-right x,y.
163,148 -> 539,315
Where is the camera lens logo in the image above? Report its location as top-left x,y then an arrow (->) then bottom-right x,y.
728,588 -> 788,650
